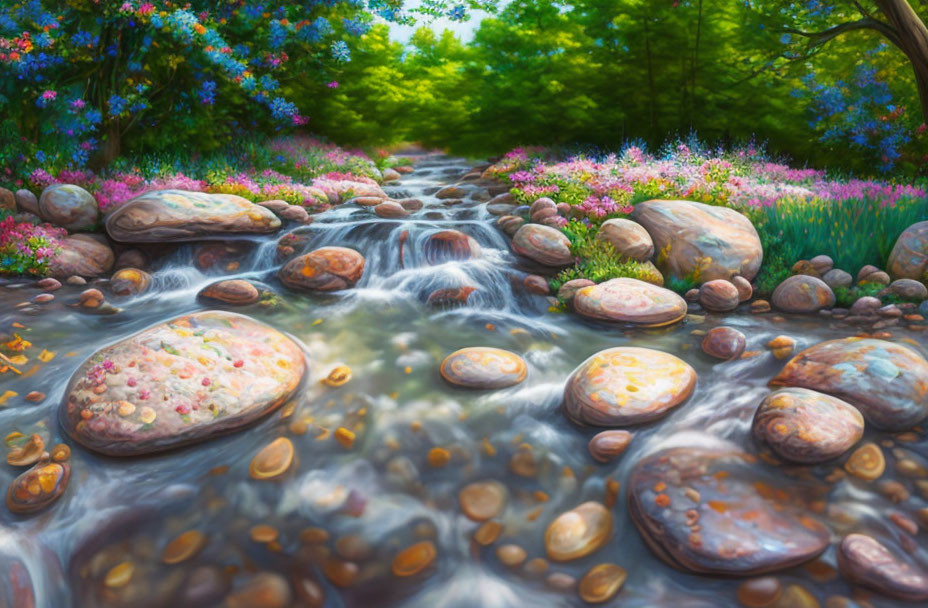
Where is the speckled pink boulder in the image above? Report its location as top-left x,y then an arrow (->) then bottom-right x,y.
60,311 -> 306,456
573,278 -> 686,326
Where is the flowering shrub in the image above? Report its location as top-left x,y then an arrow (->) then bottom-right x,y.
0,0 -> 487,178
0,214 -> 65,276
23,135 -> 376,213
489,138 -> 928,291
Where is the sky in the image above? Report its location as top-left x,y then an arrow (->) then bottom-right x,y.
384,3 -> 497,44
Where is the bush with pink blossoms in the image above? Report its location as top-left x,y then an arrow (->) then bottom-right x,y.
0,213 -> 65,276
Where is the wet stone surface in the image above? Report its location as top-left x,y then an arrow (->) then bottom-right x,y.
628,447 -> 830,576
60,311 -> 306,455
564,347 -> 696,426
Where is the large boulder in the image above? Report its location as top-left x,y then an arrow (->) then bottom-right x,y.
596,218 -> 653,262
15,189 -> 39,215
628,447 -> 830,575
630,199 -> 762,281
105,190 -> 281,242
38,184 -> 99,231
59,311 -> 305,456
771,275 -> 835,313
573,278 -> 687,326
278,246 -> 364,291
564,347 -> 696,426
771,338 -> 928,431
47,234 -> 114,278
887,220 -> 928,280
0,187 -> 14,210
511,224 -> 573,267
837,534 -> 928,601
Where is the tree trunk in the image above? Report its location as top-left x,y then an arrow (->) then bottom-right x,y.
94,121 -> 121,170
875,0 -> 928,122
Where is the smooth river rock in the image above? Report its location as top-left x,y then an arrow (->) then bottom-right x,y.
630,199 -> 763,281
596,218 -> 653,261
701,327 -> 746,360
771,275 -> 835,313
106,190 -> 281,242
573,278 -> 687,326
423,230 -> 481,264
48,235 -> 115,278
545,502 -> 613,562
564,347 -> 696,427
887,220 -> 928,281
440,347 -> 527,389
39,184 -> 99,230
770,338 -> 928,430
511,224 -> 573,267
109,268 -> 151,296
628,447 -> 830,575
837,534 -> 928,601
698,280 -> 740,312
752,388 -> 864,463
60,311 -> 306,455
197,279 -> 261,306
278,246 -> 365,291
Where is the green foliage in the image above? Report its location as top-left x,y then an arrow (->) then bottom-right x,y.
550,220 -> 661,292
833,283 -> 887,308
761,195 -> 928,273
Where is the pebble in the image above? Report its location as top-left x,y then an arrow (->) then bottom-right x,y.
546,572 -> 577,592
324,365 -> 352,387
844,442 -> 885,481
161,530 -> 207,564
474,521 -> 503,545
458,480 -> 507,521
323,558 -> 359,588
577,563 -> 626,604
249,437 -> 294,480
104,562 -> 134,588
24,391 -> 45,403
545,502 -> 613,562
427,447 -> 450,467
33,293 -> 54,304
226,572 -> 292,608
766,335 -> 795,359
37,277 -> 61,291
496,544 -> 527,568
701,327 -> 747,360
6,434 -> 44,466
392,541 -> 437,577
588,430 -> 633,463
6,457 -> 70,514
737,576 -> 782,607
250,524 -> 279,543
750,299 -> 771,313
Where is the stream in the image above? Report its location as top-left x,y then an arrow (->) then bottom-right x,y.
1,154 -> 926,607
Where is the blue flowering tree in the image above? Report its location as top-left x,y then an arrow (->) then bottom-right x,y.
0,0 -> 496,172
750,1 -> 928,122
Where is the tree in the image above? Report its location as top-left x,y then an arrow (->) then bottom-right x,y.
755,1 -> 928,122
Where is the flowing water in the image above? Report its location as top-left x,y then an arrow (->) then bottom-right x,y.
0,155 -> 926,607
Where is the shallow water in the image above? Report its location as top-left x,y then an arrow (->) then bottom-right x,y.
1,155 -> 927,607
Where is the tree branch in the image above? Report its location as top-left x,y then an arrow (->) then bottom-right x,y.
779,16 -> 903,50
